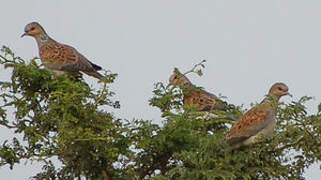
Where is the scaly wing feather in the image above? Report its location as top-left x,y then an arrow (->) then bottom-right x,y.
226,104 -> 273,146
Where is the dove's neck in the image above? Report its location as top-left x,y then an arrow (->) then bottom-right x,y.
261,95 -> 279,109
34,33 -> 54,47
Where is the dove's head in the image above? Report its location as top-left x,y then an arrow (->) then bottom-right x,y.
169,69 -> 192,86
268,82 -> 292,100
21,22 -> 46,38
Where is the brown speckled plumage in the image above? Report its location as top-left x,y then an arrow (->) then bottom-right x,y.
226,83 -> 291,148
169,70 -> 227,111
22,22 -> 104,79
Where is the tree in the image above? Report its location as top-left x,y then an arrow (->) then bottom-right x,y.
0,46 -> 320,179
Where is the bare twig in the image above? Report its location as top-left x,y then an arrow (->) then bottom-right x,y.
182,59 -> 207,76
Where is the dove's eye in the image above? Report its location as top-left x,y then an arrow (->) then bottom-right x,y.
278,87 -> 283,91
30,27 -> 35,31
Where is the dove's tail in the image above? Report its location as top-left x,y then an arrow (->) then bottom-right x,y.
85,71 -> 104,80
89,62 -> 103,71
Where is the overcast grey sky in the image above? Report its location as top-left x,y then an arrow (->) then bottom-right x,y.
1,0 -> 320,179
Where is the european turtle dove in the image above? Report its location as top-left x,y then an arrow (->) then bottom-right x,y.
21,22 -> 104,79
169,69 -> 229,113
226,82 -> 291,148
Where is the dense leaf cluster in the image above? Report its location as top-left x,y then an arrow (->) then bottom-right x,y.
0,46 -> 320,179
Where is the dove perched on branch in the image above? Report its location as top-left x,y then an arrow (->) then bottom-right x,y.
169,69 -> 236,121
226,82 -> 291,149
21,22 -> 104,80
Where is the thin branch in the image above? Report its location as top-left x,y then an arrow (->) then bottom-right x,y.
182,59 -> 206,75
276,136 -> 304,151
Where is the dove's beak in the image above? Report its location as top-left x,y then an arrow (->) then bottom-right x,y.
21,33 -> 27,38
286,92 -> 293,97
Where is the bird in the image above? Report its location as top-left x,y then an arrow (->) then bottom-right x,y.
168,69 -> 232,114
21,22 -> 104,80
225,82 -> 291,149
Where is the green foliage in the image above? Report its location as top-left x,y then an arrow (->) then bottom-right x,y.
0,46 -> 320,179
0,46 -> 125,179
